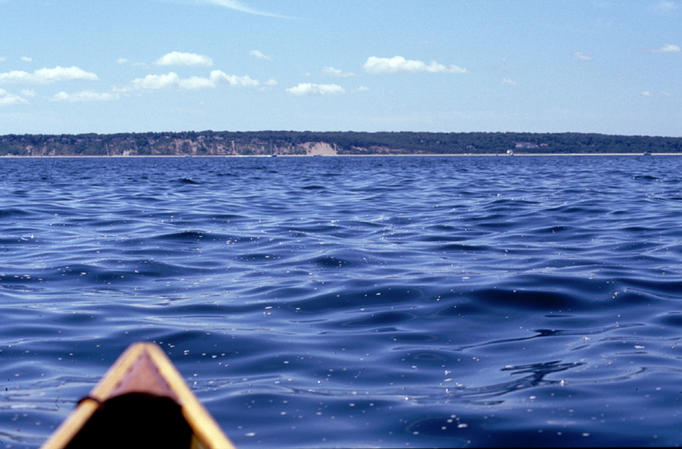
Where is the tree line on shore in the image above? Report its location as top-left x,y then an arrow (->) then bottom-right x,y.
1,131 -> 681,156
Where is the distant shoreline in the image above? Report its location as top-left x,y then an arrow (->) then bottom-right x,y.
2,153 -> 681,158
2,131 -> 681,157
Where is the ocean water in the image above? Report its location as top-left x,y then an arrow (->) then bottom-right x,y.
0,155 -> 681,448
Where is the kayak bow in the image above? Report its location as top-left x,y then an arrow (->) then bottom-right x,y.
41,342 -> 236,449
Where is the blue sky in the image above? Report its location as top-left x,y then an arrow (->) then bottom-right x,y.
0,0 -> 680,136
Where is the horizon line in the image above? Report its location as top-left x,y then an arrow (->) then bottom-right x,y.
1,130 -> 682,139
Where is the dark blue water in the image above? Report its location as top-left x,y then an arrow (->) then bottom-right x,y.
1,156 -> 681,448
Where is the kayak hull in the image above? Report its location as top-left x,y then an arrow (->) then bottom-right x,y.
40,342 -> 235,449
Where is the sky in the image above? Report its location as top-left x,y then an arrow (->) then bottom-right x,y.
0,0 -> 680,136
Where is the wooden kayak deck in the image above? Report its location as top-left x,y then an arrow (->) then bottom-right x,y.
41,342 -> 236,449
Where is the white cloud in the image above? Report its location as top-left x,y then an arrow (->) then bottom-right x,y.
573,51 -> 592,61
356,86 -> 369,92
249,50 -> 271,60
20,89 -> 36,97
652,44 -> 680,53
501,78 -> 517,86
209,70 -> 260,87
117,58 -> 129,64
178,76 -> 216,90
21,56 -> 32,63
322,66 -> 355,78
129,70 -> 260,90
0,88 -> 28,106
286,83 -> 345,96
641,90 -> 672,97
655,1 -> 678,11
52,90 -> 118,102
258,78 -> 278,92
195,0 -> 289,18
155,51 -> 213,67
363,56 -> 467,74
131,72 -> 181,90
0,66 -> 98,84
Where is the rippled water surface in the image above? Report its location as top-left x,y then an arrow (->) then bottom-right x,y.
1,156 -> 681,448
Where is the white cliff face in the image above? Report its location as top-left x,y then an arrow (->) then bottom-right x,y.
300,142 -> 338,156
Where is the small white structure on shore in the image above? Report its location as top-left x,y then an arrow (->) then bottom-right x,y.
506,149 -> 514,156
